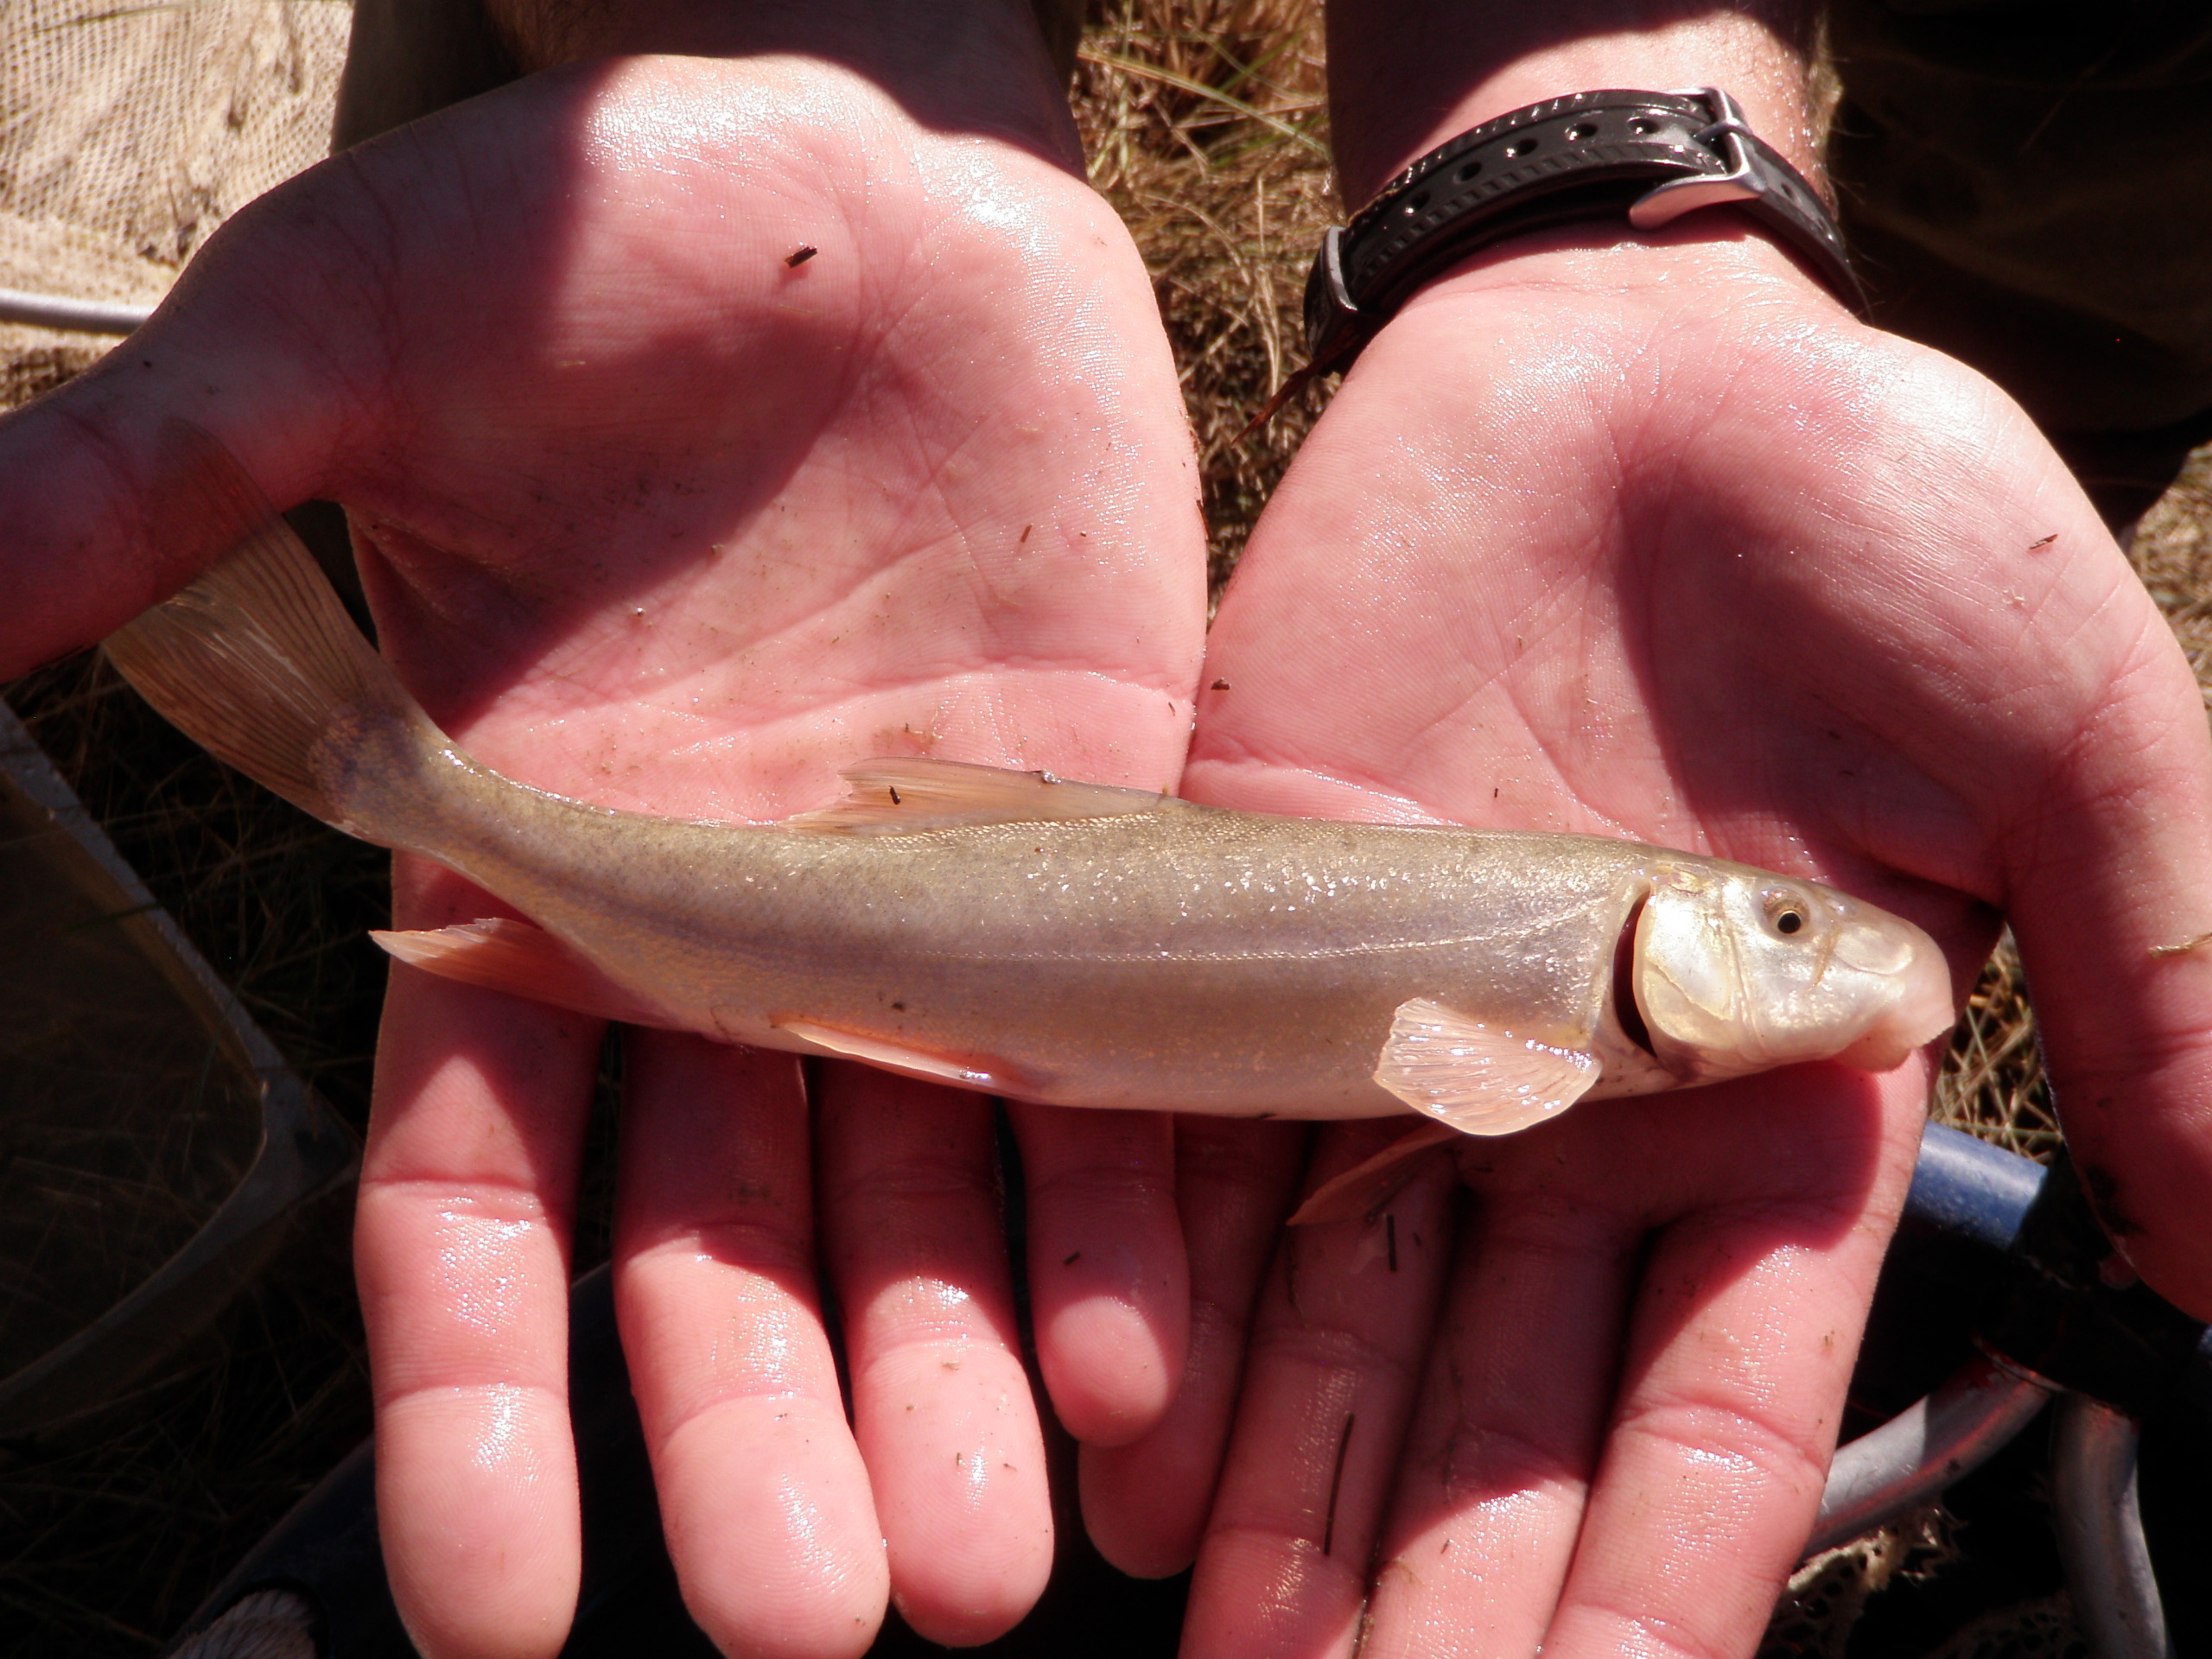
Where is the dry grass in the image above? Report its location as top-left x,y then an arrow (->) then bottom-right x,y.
1929,938 -> 2060,1160
3,1 -> 2212,1653
2129,446 -> 2212,702
1074,0 -> 1338,594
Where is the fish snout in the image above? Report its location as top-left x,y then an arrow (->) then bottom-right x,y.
1828,916 -> 1956,1071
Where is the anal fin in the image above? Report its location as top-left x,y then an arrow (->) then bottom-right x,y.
1373,998 -> 1599,1136
373,918 -> 674,1027
770,1016 -> 1032,1096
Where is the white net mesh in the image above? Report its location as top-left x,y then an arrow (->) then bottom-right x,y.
0,0 -> 349,404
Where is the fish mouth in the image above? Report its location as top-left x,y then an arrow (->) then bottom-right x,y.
1832,925 -> 1956,1071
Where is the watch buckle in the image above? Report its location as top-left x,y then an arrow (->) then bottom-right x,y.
1303,224 -> 1362,360
1627,86 -> 1764,231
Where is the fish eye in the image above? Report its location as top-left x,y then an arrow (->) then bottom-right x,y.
1763,890 -> 1812,938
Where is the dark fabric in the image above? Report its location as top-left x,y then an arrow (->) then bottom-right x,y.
331,0 -> 518,150
1828,0 -> 2212,517
334,0 -> 1082,158
1029,0 -> 1084,84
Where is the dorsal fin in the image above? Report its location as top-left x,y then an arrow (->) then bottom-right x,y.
780,757 -> 1179,836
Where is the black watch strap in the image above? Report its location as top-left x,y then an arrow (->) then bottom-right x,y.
1300,87 -> 1864,378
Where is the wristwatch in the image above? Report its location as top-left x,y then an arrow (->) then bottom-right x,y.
1300,87 -> 1864,378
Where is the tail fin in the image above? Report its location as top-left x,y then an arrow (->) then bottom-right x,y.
102,425 -> 431,831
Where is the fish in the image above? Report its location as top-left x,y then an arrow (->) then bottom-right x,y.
100,444 -> 1955,1216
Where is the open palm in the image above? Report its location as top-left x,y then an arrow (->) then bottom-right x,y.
1128,228 -> 2212,1657
0,51 -> 1209,1659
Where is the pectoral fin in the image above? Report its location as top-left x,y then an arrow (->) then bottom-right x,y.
781,757 -> 1178,835
1288,1123 -> 1458,1227
1373,999 -> 1600,1135
372,918 -> 675,1027
770,1016 -> 1033,1096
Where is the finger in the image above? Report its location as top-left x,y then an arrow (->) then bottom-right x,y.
815,1063 -> 1053,1645
1764,447 -> 2212,1308
1007,1103 -> 1188,1446
1180,1124 -> 1459,1659
1080,1117 -> 1306,1578
614,1033 -> 887,1659
1986,573 -> 2212,1310
355,862 -> 601,1659
1540,1071 -> 1922,1659
1354,1158 -> 1642,1658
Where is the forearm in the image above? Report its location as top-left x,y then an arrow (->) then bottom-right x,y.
1324,0 -> 1824,205
331,0 -> 1084,166
484,0 -> 1068,116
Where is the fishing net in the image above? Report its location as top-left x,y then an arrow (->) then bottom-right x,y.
0,0 -> 348,407
0,0 -> 353,1391
0,723 -> 267,1386
0,0 -> 362,1590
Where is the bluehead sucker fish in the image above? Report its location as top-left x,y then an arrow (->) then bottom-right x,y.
102,442 -> 1955,1220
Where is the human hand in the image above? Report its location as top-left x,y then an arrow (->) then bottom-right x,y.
0,18 -> 1209,1657
1087,130 -> 2212,1659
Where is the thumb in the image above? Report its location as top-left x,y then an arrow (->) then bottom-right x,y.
0,149 -> 399,675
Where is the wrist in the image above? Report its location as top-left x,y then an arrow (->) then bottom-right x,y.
1292,85 -> 1857,387
1394,219 -> 1849,321
1326,2 -> 1823,207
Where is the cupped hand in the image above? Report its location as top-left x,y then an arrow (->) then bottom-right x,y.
0,41 -> 1210,1659
1090,226 -> 2212,1656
